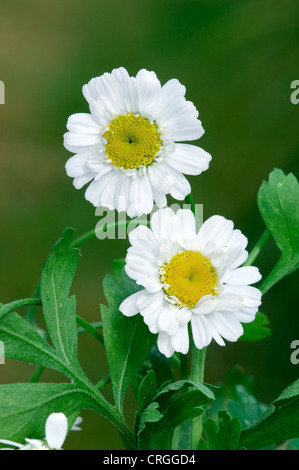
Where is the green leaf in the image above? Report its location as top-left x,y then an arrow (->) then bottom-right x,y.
0,383 -> 106,445
111,258 -> 126,282
137,402 -> 164,437
0,309 -> 70,378
138,345 -> 176,388
137,380 -> 215,450
258,169 -> 299,293
227,385 -> 266,429
206,365 -> 258,421
273,378 -> 299,406
101,271 -> 156,412
203,410 -> 241,450
240,312 -> 271,341
238,379 -> 299,449
40,227 -> 80,367
137,370 -> 158,415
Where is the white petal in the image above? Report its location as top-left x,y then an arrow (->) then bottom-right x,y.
147,162 -> 175,195
216,289 -> 243,312
150,207 -> 176,241
165,165 -> 191,200
66,113 -> 101,135
128,175 -> 153,218
198,215 -> 234,254
152,186 -> 168,208
158,332 -> 175,358
160,78 -> 186,108
114,174 -> 131,213
158,96 -> 204,141
170,324 -> 189,354
175,208 -> 196,233
83,70 -> 126,114
65,153 -> 91,178
167,144 -> 211,175
135,69 -> 161,117
192,294 -> 218,315
191,314 -> 212,349
223,229 -> 248,269
209,312 -> 243,343
175,307 -> 192,325
226,266 -> 262,286
0,439 -> 24,449
64,131 -> 101,148
45,413 -> 68,450
119,290 -> 144,317
99,172 -> 122,210
158,303 -> 179,336
84,170 -> 114,206
128,225 -> 158,252
175,229 -> 198,251
24,439 -> 46,450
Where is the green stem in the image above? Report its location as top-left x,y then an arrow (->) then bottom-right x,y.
180,353 -> 189,380
71,218 -> 151,249
29,365 -> 44,383
244,229 -> 271,266
96,375 -> 111,391
76,315 -> 104,345
190,346 -> 206,449
77,321 -> 103,335
0,297 -> 42,322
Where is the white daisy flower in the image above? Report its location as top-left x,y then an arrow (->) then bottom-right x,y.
64,67 -> 211,218
119,208 -> 262,357
0,412 -> 77,450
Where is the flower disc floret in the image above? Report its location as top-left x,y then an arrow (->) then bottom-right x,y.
104,113 -> 162,170
161,250 -> 218,308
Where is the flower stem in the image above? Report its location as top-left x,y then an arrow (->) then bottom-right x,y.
244,228 -> 271,266
71,217 -> 150,248
180,353 -> 189,380
190,346 -> 206,449
76,315 -> 104,345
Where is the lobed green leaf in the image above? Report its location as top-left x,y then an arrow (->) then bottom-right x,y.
258,168 -> 299,293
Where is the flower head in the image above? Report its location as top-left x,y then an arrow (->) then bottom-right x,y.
120,208 -> 262,357
0,412 -> 80,450
64,67 -> 211,217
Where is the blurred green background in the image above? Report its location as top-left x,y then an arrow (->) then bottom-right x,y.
0,0 -> 298,449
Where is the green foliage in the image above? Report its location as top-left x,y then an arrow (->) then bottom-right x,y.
238,379 -> 299,449
240,312 -> 271,342
40,227 -> 81,369
136,378 -> 215,450
0,308 -> 71,378
1,167 -> 299,449
0,229 -> 134,447
101,271 -> 157,412
258,169 -> 299,293
227,385 -> 267,429
138,345 -> 176,388
203,410 -> 241,450
0,383 -> 104,443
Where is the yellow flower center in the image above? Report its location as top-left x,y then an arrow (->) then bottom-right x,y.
103,113 -> 162,170
161,250 -> 218,308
